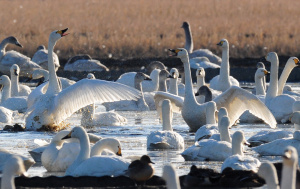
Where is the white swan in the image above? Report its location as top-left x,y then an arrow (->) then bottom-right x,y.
280,146 -> 298,189
265,52 -> 296,123
63,126 -> 129,177
256,62 -> 267,92
162,164 -> 181,189
290,111 -> 300,131
254,68 -> 269,95
1,156 -> 27,189
159,48 -> 276,131
0,106 -> 15,123
117,69 -> 161,92
181,21 -> 222,64
103,72 -> 152,111
209,39 -> 240,92
189,57 -> 220,69
0,36 -> 41,77
252,131 -> 300,156
247,130 -> 293,147
257,162 -> 280,189
278,57 -> 300,95
181,116 -> 233,161
0,75 -> 27,112
221,131 -> 261,172
10,64 -> 31,97
32,45 -> 60,71
168,68 -> 185,96
64,54 -> 109,72
25,28 -> 141,131
147,99 -> 184,149
30,69 -> 76,89
0,148 -> 35,173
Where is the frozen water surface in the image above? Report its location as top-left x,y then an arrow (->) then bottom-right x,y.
0,83 -> 299,188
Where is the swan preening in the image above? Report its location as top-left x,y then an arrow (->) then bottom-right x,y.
24,28 -> 141,131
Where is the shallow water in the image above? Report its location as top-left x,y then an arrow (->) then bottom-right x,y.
0,83 -> 299,188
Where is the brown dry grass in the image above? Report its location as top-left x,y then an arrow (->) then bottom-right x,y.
0,0 -> 299,60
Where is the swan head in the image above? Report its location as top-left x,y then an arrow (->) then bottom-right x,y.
31,69 -> 48,80
265,52 -> 278,63
0,75 -> 11,86
168,48 -> 188,59
159,69 -> 172,80
62,126 -> 87,141
146,61 -> 166,74
217,107 -> 228,121
232,131 -> 249,146
284,85 -> 292,92
49,28 -> 69,44
6,36 -> 22,47
282,146 -> 298,167
217,39 -> 229,48
287,57 -> 300,67
52,130 -> 72,143
140,155 -> 155,164
3,155 -> 27,177
256,62 -> 265,69
10,64 -> 20,76
196,67 -> 205,78
87,73 -> 96,79
257,162 -> 279,185
181,21 -> 190,29
37,45 -> 46,51
135,72 -> 151,83
195,85 -> 211,97
293,101 -> 300,112
255,68 -> 269,79
170,68 -> 179,79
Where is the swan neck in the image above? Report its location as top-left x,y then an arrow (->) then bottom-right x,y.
1,82 -> 11,102
181,56 -> 197,104
10,75 -> 19,97
281,162 -> 296,189
46,40 -> 61,95
278,63 -> 294,95
91,139 -> 115,156
1,172 -> 15,189
266,58 -> 278,99
41,70 -> 50,81
134,80 -> 142,91
183,26 -> 193,53
77,131 -> 91,161
196,77 -> 205,90
158,79 -> 167,92
0,38 -> 10,55
206,104 -> 216,124
232,139 -> 243,156
219,123 -> 231,143
219,47 -> 230,83
169,78 -> 178,95
162,103 -> 173,131
255,76 -> 266,95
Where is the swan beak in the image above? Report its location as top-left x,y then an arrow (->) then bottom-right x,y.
62,132 -> 72,140
283,149 -> 292,159
57,28 -> 69,37
294,58 -> 300,66
263,70 -> 270,75
167,74 -> 173,79
15,41 -> 23,48
14,69 -> 18,76
217,41 -> 223,46
244,140 -> 250,146
144,77 -> 152,81
168,49 -> 180,56
0,84 -> 3,91
21,172 -> 29,177
195,91 -> 199,96
116,146 -> 122,156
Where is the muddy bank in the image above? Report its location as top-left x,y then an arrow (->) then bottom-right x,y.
56,55 -> 300,83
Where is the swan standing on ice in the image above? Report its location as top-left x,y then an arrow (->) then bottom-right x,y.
62,126 -> 129,177
25,28 -> 141,131
0,75 -> 27,112
209,39 -> 239,92
221,131 -> 261,172
264,52 -> 296,123
0,36 -> 41,76
32,45 -> 60,71
10,64 -> 31,97
1,156 -> 27,189
64,54 -> 109,72
181,21 -> 221,64
147,99 -> 184,149
162,48 -> 276,131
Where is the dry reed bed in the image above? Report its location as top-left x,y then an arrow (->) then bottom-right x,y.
0,0 -> 299,60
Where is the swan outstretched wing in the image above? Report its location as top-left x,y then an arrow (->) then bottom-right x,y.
213,86 -> 276,128
154,91 -> 183,114
53,79 -> 141,120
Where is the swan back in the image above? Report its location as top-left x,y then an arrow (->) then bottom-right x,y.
90,138 -> 122,157
162,164 -> 181,189
162,99 -> 173,131
1,155 -> 26,189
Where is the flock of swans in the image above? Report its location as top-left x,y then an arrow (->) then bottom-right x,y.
1,21 -> 300,188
